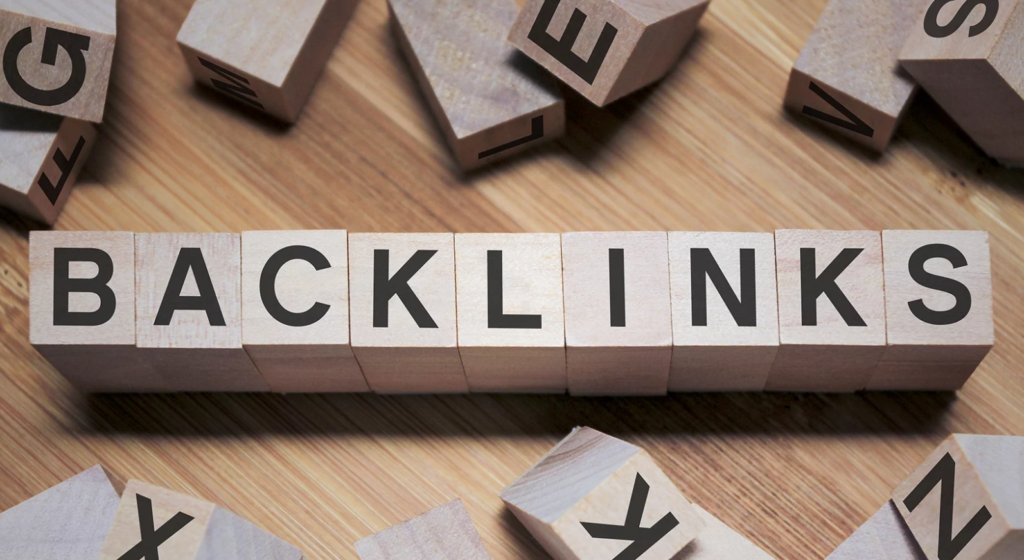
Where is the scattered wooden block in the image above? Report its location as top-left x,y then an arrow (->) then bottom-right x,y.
0,465 -> 123,560
766,230 -> 886,392
668,232 -> 779,391
892,434 -> 1024,560
454,233 -> 566,392
389,0 -> 564,171
679,504 -> 775,559
501,426 -> 705,560
135,233 -> 267,392
561,231 -> 672,396
176,0 -> 354,123
825,501 -> 925,560
867,230 -> 993,390
349,233 -> 467,394
354,499 -> 493,560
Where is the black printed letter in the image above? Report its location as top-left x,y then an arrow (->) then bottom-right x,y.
691,248 -> 756,327
260,245 -> 331,328
154,247 -> 226,326
903,453 -> 992,560
580,474 -> 679,560
801,247 -> 866,326
802,81 -> 874,138
3,27 -> 90,106
115,494 -> 194,560
924,0 -> 998,38
38,136 -> 86,205
609,248 -> 625,327
907,244 -> 972,326
198,57 -> 265,110
488,250 -> 542,329
374,249 -> 438,328
527,0 -> 618,84
53,247 -> 115,327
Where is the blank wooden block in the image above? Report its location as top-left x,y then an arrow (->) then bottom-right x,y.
892,434 -> 1024,560
668,232 -> 779,392
354,499 -> 493,560
98,480 -> 303,560
867,230 -> 993,391
0,105 -> 95,224
825,501 -> 925,560
678,504 -> 775,559
0,0 -> 116,122
177,0 -> 354,123
136,233 -> 267,392
501,427 -> 705,560
508,0 -> 709,106
454,233 -> 566,393
561,232 -> 672,396
349,233 -> 467,394
766,230 -> 886,392
241,230 -> 368,393
30,231 -> 167,392
784,0 -> 926,150
389,0 -> 564,171
0,465 -> 122,560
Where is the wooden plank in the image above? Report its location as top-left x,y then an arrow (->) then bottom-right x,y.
824,501 -> 925,560
355,499 -> 493,560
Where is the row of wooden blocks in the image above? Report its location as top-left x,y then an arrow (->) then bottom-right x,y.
29,228 -> 993,395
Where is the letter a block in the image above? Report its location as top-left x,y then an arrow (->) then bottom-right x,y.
500,427 -> 705,560
508,0 -> 709,106
825,501 -> 925,560
355,499 -> 493,560
892,434 -> 1024,560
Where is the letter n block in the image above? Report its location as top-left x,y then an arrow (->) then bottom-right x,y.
355,499 -> 493,560
892,434 -> 1024,560
500,427 -> 705,560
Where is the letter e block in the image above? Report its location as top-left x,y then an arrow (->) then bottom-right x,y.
355,499 -> 493,560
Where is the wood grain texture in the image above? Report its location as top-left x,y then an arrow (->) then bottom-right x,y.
354,499 -> 494,560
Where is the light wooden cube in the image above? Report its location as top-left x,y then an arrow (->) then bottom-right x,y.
867,230 -> 993,391
892,434 -> 1024,560
508,0 -> 709,106
349,233 -> 467,394
135,233 -> 267,392
0,0 -> 116,122
177,0 -> 354,123
825,501 -> 925,560
501,427 -> 705,560
561,232 -> 672,396
454,233 -> 566,392
389,0 -> 564,171
680,504 -> 775,559
354,499 -> 493,560
0,465 -> 122,560
98,480 -> 303,560
766,230 -> 886,392
668,232 -> 779,392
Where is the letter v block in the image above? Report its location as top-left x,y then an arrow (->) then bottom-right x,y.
892,434 -> 1024,560
500,427 -> 705,560
824,501 -> 925,560
98,480 -> 304,560
355,499 -> 493,560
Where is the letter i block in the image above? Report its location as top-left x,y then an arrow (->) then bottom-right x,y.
501,427 -> 705,560
241,230 -> 368,393
892,434 -> 1024,560
98,480 -> 304,560
355,499 -> 493,560
825,501 -> 925,560
508,0 -> 709,106
867,231 -> 993,391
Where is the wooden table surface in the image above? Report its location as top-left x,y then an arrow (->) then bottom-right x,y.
1,0 -> 1022,558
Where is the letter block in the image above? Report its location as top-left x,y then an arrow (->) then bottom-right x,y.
176,0 -> 354,123
668,232 -> 779,392
98,480 -> 304,560
508,0 -> 709,106
135,233 -> 267,392
501,427 -> 705,560
867,230 -> 993,390
0,0 -> 116,122
892,434 -> 1024,560
825,501 -> 925,560
389,0 -> 564,171
681,504 -> 775,559
349,233 -> 467,394
354,499 -> 493,560
767,230 -> 887,392
0,465 -> 122,560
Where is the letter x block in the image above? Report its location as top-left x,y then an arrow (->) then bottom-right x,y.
825,501 -> 925,560
500,427 -> 705,560
508,0 -> 709,106
891,434 -> 1024,560
355,499 -> 493,560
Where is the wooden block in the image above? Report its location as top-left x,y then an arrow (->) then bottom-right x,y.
0,0 -> 116,122
892,434 -> 1024,560
561,232 -> 672,396
177,0 -> 354,123
668,232 -> 779,392
354,499 -> 493,560
0,105 -> 95,224
135,233 -> 268,392
349,233 -> 467,394
508,0 -> 709,106
784,0 -> 926,151
0,465 -> 123,560
98,480 -> 304,560
899,0 -> 1024,166
241,230 -> 367,393
389,0 -> 564,171
30,231 -> 167,392
766,230 -> 886,392
679,504 -> 775,559
825,501 -> 925,560
867,230 -> 993,390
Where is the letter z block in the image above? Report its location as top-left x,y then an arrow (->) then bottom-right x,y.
355,499 -> 493,560
825,501 -> 925,560
500,427 -> 705,560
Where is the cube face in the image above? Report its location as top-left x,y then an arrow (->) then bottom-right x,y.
686,504 -> 776,560
824,501 -> 925,560
99,480 -> 216,560
355,500 -> 492,560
